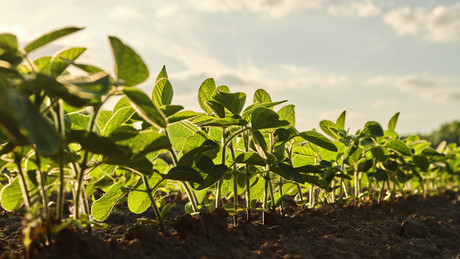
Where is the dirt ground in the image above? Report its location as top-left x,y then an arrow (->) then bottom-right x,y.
0,191 -> 459,259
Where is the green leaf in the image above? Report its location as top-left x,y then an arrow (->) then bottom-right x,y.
271,163 -> 305,184
192,156 -> 227,190
368,169 -> 388,181
35,73 -> 87,107
198,78 -> 216,114
251,107 -> 289,130
156,65 -> 168,82
319,120 -> 340,139
361,121 -> 384,138
253,89 -> 272,104
68,130 -> 126,157
160,203 -> 173,221
205,100 -> 226,118
152,78 -> 173,107
123,87 -> 167,129
167,110 -> 198,124
9,90 -> 60,156
91,182 -> 127,221
24,26 -> 84,53
242,100 -> 288,118
277,105 -> 295,128
385,139 -> 411,156
102,106 -> 134,136
163,166 -> 204,184
109,127 -> 171,160
295,165 -> 323,174
302,175 -> 328,189
412,155 -> 430,171
370,146 -> 388,162
421,148 -> 444,157
212,91 -> 246,116
67,112 -> 90,130
0,177 -> 23,211
235,152 -> 266,166
197,117 -> 248,127
160,105 -> 184,118
336,111 -> 346,130
388,112 -> 400,132
109,36 -> 149,86
168,121 -> 197,152
0,34 -> 18,50
62,72 -> 111,100
299,131 -> 338,152
50,47 -> 86,76
34,57 -> 51,73
128,174 -> 163,214
252,130 -> 268,160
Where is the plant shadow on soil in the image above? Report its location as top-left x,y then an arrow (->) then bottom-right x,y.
0,191 -> 459,259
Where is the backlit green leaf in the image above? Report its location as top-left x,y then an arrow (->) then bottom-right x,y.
109,36 -> 149,86
251,107 -> 289,130
198,78 -> 216,114
152,78 -> 173,107
253,89 -> 272,104
0,177 -> 23,211
163,166 -> 204,184
388,112 -> 400,132
123,87 -> 167,129
336,111 -> 346,130
50,47 -> 86,76
212,91 -> 246,116
24,26 -> 84,53
299,131 -> 338,152
91,182 -> 127,221
385,139 -> 411,156
277,105 -> 295,128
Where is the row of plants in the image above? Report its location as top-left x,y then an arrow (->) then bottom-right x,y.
1,27 -> 459,254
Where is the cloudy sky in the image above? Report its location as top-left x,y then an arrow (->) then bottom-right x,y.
2,0 -> 460,134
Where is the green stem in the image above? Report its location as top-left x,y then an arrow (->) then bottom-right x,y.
74,103 -> 103,219
15,155 -> 31,209
216,127 -> 227,209
56,101 -> 65,222
35,154 -> 51,242
244,131 -> 251,221
142,175 -> 165,233
165,130 -> 199,212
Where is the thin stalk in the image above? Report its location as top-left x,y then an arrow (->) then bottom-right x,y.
243,131 -> 251,221
35,154 -> 51,243
296,184 -> 304,203
215,127 -> 227,209
15,155 -> 31,209
338,155 -> 345,203
268,174 -> 275,211
74,104 -> 102,219
165,130 -> 199,212
142,175 -> 165,233
229,142 -> 238,223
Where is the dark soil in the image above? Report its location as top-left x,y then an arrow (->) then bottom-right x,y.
0,191 -> 459,259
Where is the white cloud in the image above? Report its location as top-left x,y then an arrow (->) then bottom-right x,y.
328,0 -> 381,18
190,0 -> 326,18
384,4 -> 460,42
365,74 -> 460,101
110,5 -> 145,20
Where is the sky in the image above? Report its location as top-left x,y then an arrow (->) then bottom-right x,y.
2,0 -> 460,135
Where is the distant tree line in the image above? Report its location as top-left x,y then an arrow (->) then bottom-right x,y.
418,121 -> 460,147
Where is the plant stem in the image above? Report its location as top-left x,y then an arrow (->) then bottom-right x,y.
142,175 -> 165,233
243,131 -> 251,221
216,127 -> 227,209
35,154 -> 51,242
165,129 -> 199,212
14,155 -> 31,209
